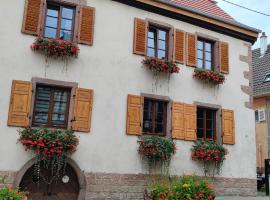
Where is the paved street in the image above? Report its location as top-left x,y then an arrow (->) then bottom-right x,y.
216,197 -> 268,200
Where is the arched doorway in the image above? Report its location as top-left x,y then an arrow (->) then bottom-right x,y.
14,158 -> 86,200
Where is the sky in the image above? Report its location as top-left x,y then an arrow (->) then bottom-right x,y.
215,0 -> 270,48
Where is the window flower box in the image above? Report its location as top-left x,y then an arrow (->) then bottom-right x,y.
142,58 -> 180,75
193,68 -> 225,84
31,38 -> 79,59
191,140 -> 228,176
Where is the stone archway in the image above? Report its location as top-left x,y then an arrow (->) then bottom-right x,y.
14,158 -> 86,200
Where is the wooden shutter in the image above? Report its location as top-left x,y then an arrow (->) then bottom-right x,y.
184,104 -> 197,141
8,80 -> 32,127
222,109 -> 235,144
186,33 -> 197,67
172,102 -> 185,140
22,0 -> 44,35
78,6 -> 95,45
126,95 -> 143,135
220,42 -> 229,73
174,30 -> 185,64
72,88 -> 93,132
133,18 -> 147,56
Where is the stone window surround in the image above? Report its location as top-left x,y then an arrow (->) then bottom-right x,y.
30,77 -> 78,129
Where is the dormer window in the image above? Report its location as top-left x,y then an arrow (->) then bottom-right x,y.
264,73 -> 270,82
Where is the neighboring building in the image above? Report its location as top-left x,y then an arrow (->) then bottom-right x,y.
0,0 -> 260,199
253,32 -> 270,174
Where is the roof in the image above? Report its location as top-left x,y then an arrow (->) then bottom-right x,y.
167,0 -> 235,21
253,45 -> 270,96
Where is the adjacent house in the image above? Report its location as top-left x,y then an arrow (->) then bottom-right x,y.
0,0 -> 260,199
253,32 -> 270,174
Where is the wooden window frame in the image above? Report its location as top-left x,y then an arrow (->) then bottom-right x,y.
30,77 -> 78,129
197,38 -> 214,70
32,84 -> 71,129
43,2 -> 76,41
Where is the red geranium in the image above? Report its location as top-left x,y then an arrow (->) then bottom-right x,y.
142,58 -> 180,75
193,68 -> 225,84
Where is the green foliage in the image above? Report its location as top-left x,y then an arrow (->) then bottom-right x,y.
0,177 -> 29,200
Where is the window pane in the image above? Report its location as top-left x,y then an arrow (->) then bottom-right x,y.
197,118 -> 204,129
206,130 -> 214,139
205,42 -> 212,52
205,61 -> 212,70
52,114 -> 65,126
34,113 -> 49,125
197,41 -> 203,50
159,40 -> 166,50
61,19 -> 72,30
157,102 -> 164,112
197,129 -> 204,139
54,90 -> 68,102
60,30 -> 72,41
147,48 -> 155,57
44,27 -> 57,38
143,99 -> 153,133
205,52 -> 212,61
255,111 -> 259,121
47,8 -> 59,17
158,50 -> 165,59
62,7 -> 74,19
197,50 -> 203,59
155,123 -> 163,134
158,30 -> 166,40
197,59 -> 203,68
206,119 -> 213,130
197,108 -> 203,118
148,38 -> 154,48
206,110 -> 214,119
148,31 -> 154,39
45,16 -> 58,28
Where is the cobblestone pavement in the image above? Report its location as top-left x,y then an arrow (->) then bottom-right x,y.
216,197 -> 268,200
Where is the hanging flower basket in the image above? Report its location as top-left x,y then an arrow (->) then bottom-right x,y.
18,128 -> 79,183
193,68 -> 225,84
142,58 -> 180,75
31,38 -> 79,59
191,140 -> 228,176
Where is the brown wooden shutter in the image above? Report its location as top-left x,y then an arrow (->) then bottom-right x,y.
126,94 -> 143,135
174,30 -> 185,64
220,42 -> 229,73
78,6 -> 95,45
186,33 -> 197,67
222,109 -> 235,144
22,0 -> 44,35
184,104 -> 197,141
8,80 -> 32,127
72,88 -> 93,132
133,18 -> 147,56
172,102 -> 185,140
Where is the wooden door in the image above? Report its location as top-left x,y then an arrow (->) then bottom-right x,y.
19,164 -> 79,200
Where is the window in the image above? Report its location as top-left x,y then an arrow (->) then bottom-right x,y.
197,39 -> 214,70
264,74 -> 270,82
147,26 -> 168,60
143,98 -> 168,136
44,3 -> 75,41
255,110 -> 259,122
32,85 -> 71,128
197,107 -> 216,140
255,109 -> 266,122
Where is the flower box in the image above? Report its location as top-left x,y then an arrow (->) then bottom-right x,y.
31,38 -> 79,59
142,58 -> 180,75
193,68 -> 225,84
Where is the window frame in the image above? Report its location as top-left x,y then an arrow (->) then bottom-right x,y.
30,78 -> 78,129
197,38 -> 215,71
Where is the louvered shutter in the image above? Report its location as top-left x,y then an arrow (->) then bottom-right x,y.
133,18 -> 147,56
22,0 -> 44,35
220,42 -> 229,73
184,104 -> 197,141
8,80 -> 32,127
186,33 -> 197,67
172,102 -> 185,140
174,30 -> 185,64
78,6 -> 95,45
222,109 -> 235,144
126,95 -> 143,135
72,88 -> 93,132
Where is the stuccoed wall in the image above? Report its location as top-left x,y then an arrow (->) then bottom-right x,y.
0,0 -> 256,179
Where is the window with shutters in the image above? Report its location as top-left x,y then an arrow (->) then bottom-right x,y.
147,25 -> 169,60
197,38 -> 214,70
197,107 -> 216,140
143,98 -> 168,136
43,3 -> 75,41
32,85 -> 71,128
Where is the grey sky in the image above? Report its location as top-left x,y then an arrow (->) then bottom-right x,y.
215,0 -> 270,48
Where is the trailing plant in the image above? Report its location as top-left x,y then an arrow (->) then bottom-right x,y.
138,136 -> 176,174
193,68 -> 225,84
142,58 -> 180,75
191,140 -> 228,177
0,176 -> 29,200
18,128 -> 79,184
147,176 -> 215,200
31,37 -> 79,59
